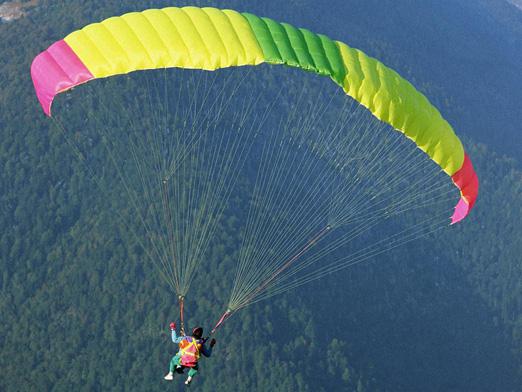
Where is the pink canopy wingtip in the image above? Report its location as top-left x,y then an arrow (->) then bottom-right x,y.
30,40 -> 93,116
450,197 -> 470,225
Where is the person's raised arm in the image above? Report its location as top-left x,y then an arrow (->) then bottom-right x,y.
170,322 -> 183,343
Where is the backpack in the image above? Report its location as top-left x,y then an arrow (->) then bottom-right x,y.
178,336 -> 202,367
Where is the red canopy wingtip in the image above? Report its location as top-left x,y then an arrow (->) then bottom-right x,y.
450,153 -> 479,224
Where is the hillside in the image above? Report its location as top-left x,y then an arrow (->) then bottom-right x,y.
1,1 -> 520,391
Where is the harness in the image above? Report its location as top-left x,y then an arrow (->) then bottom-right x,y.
178,336 -> 202,367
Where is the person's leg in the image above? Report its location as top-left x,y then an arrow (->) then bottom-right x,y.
165,354 -> 181,380
169,354 -> 181,372
185,365 -> 198,384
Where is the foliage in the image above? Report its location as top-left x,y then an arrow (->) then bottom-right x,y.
0,1 -> 520,391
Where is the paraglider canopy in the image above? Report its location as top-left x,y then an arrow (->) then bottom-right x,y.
30,6 -> 478,224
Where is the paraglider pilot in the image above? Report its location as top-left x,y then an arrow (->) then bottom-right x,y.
164,322 -> 216,385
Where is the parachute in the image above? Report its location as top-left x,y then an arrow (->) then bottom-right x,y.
31,6 -> 478,333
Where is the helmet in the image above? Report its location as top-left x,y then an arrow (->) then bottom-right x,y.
192,327 -> 203,339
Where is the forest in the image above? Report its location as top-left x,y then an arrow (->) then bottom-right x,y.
1,1 -> 521,391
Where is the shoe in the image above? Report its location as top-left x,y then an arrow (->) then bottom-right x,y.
164,372 -> 174,381
185,376 -> 193,385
